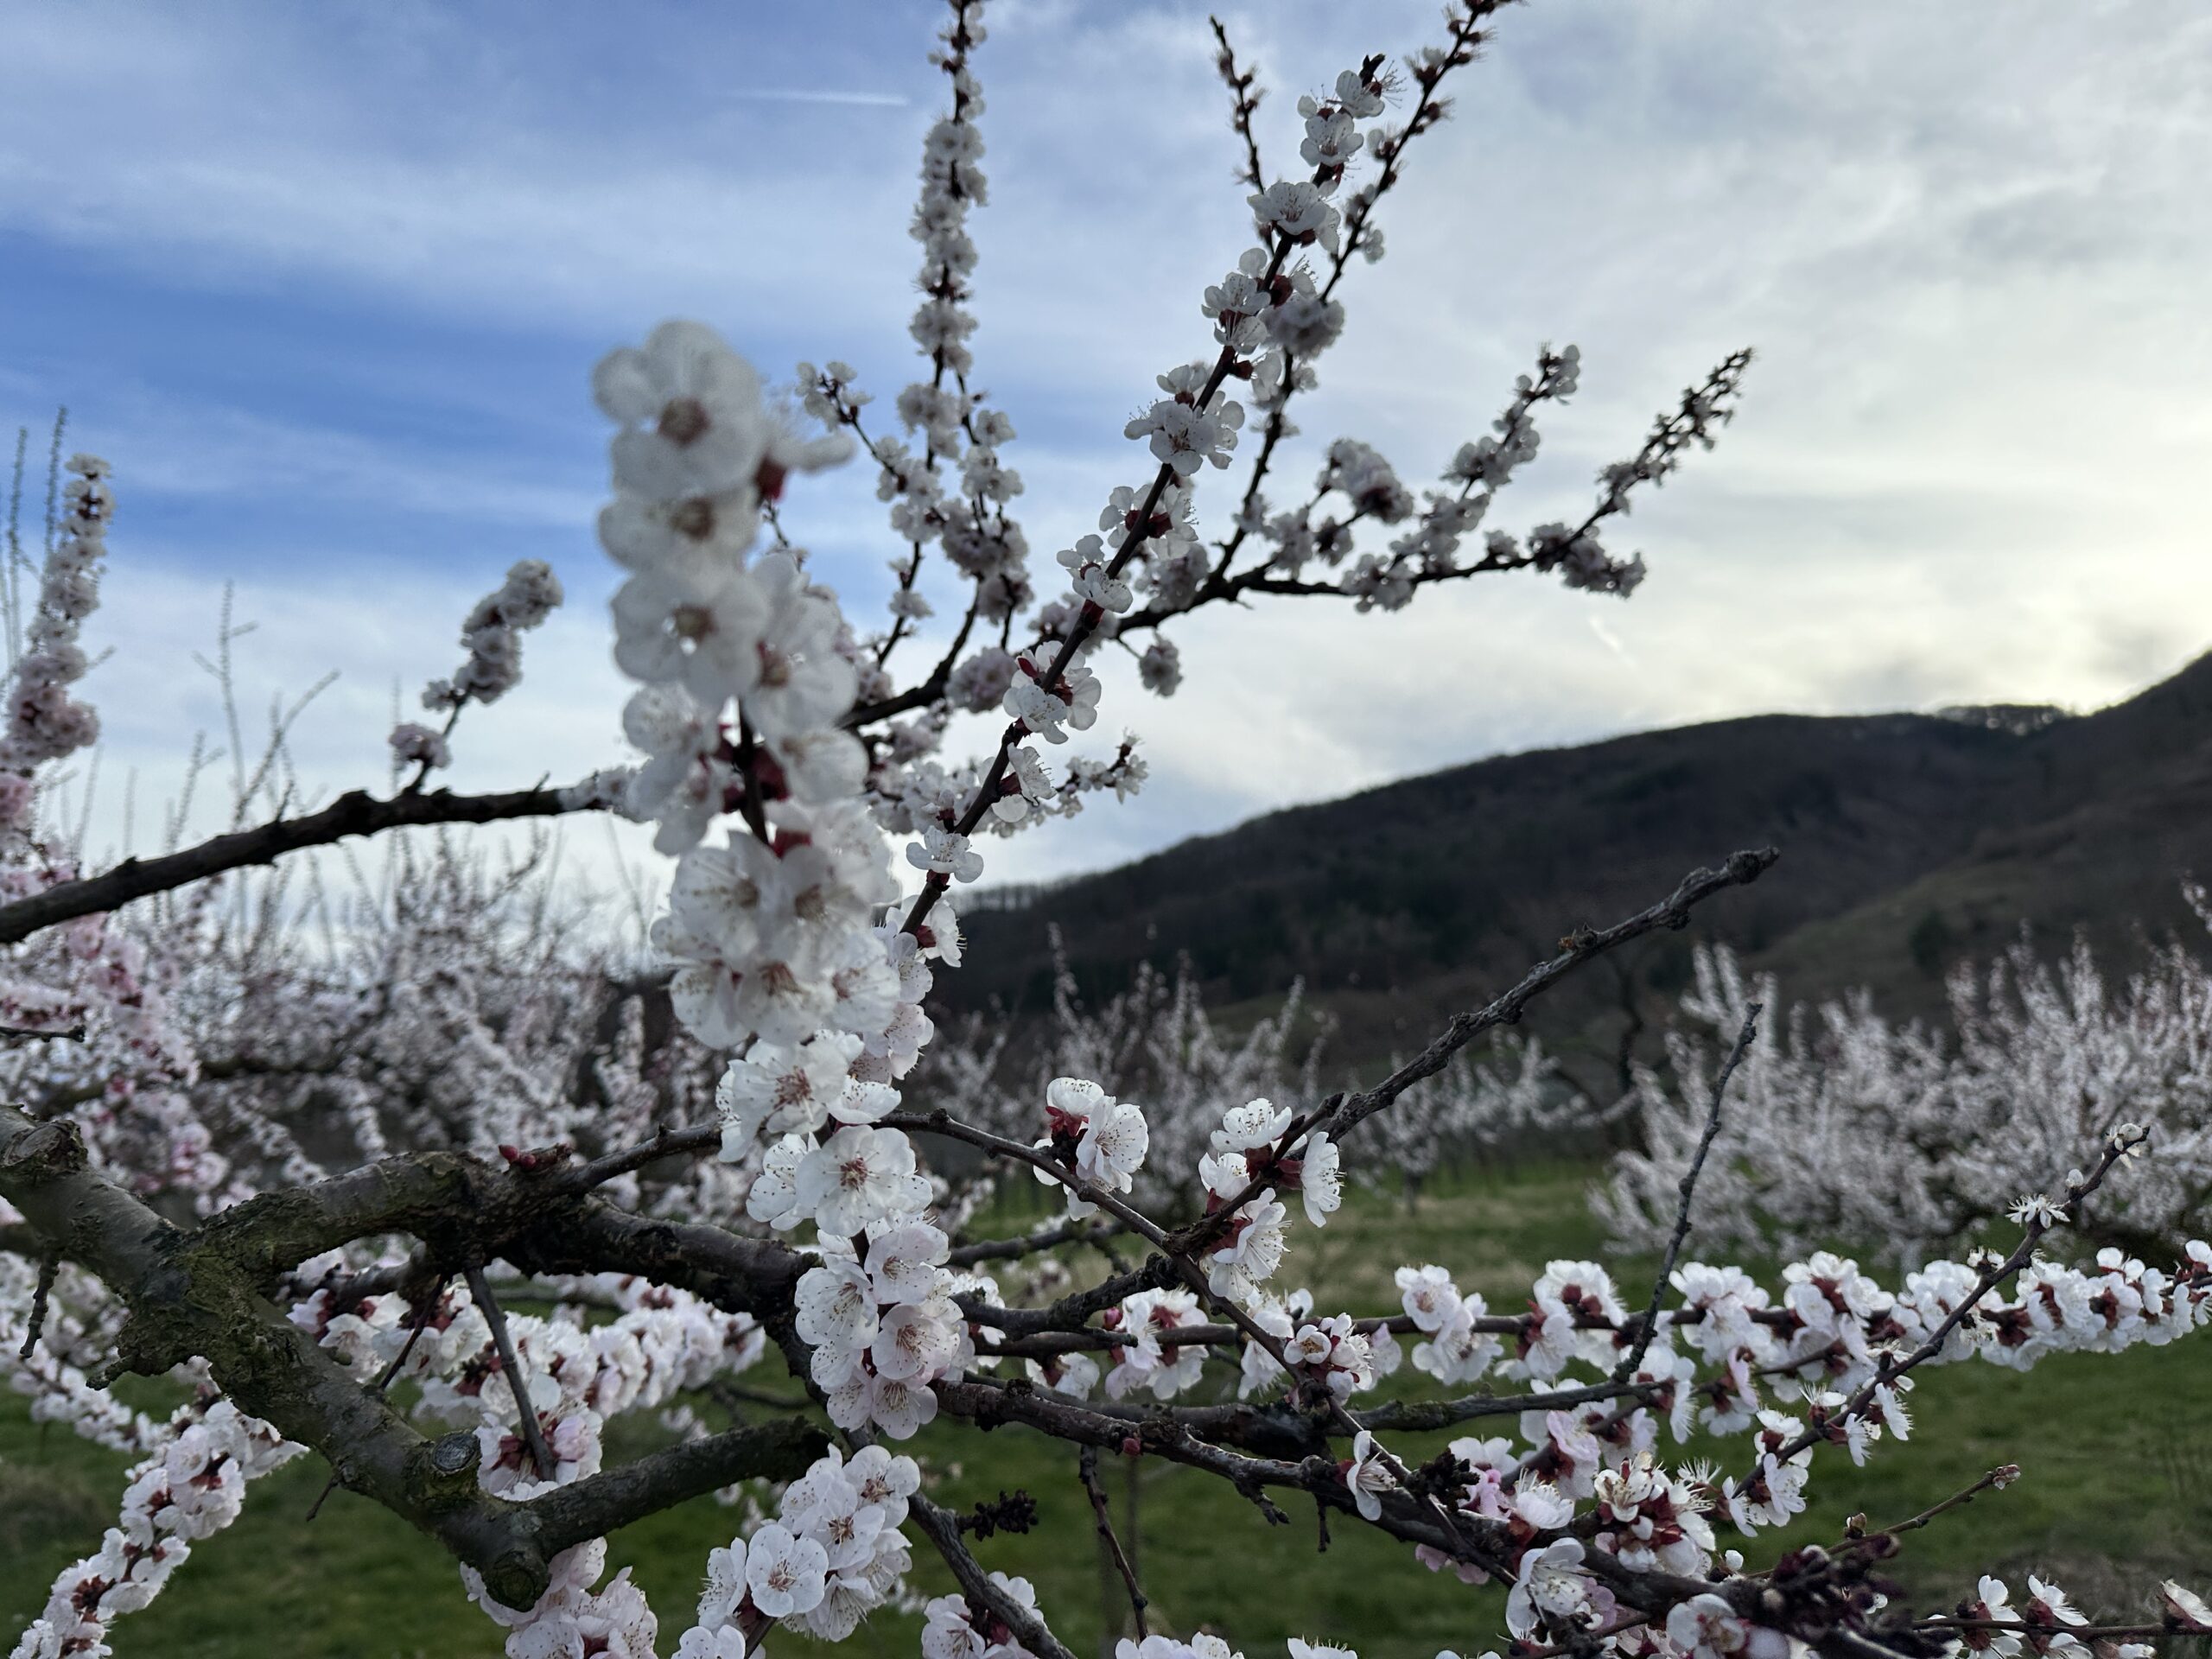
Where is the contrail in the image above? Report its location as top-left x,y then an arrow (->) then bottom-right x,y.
724,89 -> 909,108
1588,613 -> 1637,665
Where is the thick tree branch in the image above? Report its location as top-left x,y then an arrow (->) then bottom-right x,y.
0,1105 -> 822,1608
0,1108 -> 548,1601
528,1418 -> 829,1555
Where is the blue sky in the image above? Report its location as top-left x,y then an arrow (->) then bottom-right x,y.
4,0 -> 2210,889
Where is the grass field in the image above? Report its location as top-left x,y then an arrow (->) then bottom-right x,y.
6,1160 -> 2209,1659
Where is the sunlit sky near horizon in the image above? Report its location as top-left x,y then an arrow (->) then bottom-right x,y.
3,0 -> 2209,893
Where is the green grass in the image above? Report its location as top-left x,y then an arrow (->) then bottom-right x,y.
6,1162 -> 2209,1659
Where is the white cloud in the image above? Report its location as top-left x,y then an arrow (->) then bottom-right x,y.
5,0 -> 2211,896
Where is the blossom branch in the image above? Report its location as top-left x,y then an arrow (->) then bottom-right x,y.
1772,1126 -> 2151,1464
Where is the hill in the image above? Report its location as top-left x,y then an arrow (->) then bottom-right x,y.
939,653 -> 2212,1090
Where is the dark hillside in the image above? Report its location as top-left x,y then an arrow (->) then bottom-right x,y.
940,654 -> 2212,1087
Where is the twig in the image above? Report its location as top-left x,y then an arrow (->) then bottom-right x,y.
949,1215 -> 1124,1267
466,1263 -> 557,1479
1079,1445 -> 1149,1637
555,1120 -> 706,1194
0,1022 -> 85,1044
1185,849 -> 1778,1255
19,1243 -> 58,1358
1615,1004 -> 1761,1382
1870,1465 -> 2016,1541
1209,16 -> 1267,191
1327,851 -> 1776,1141
707,1381 -> 815,1415
1914,1621 -> 2177,1641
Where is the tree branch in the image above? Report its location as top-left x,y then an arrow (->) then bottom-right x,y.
1327,849 -> 1777,1140
0,1105 -> 821,1608
0,782 -> 601,945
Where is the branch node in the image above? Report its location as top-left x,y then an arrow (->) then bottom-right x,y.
406,1429 -> 486,1511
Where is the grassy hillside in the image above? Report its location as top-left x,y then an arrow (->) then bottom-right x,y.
946,654 -> 2212,1084
8,1163 -> 2208,1659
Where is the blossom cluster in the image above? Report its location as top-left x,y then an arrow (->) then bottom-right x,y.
429,557 -> 565,709
1032,1075 -> 1150,1218
0,453 -> 112,819
699,1445 -> 919,1649
391,556 -> 564,771
468,1541 -> 660,1659
794,1218 -> 966,1440
475,1443 -> 922,1659
923,1571 -> 1044,1659
593,320 -> 931,1072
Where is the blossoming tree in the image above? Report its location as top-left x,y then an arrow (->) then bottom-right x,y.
4,7 -> 2209,1659
1603,929 -> 2212,1266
